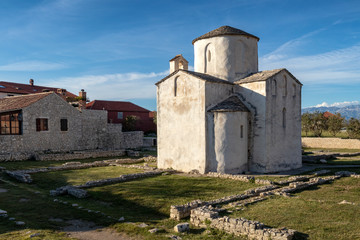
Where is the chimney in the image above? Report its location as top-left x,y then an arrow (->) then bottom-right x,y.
29,79 -> 34,86
169,54 -> 188,74
78,89 -> 87,110
57,88 -> 67,95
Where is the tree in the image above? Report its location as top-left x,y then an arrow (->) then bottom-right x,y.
124,115 -> 139,131
347,118 -> 360,139
311,111 -> 327,137
327,113 -> 344,137
152,111 -> 157,125
301,113 -> 312,137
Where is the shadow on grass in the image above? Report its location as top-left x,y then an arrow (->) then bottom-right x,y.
294,231 -> 309,240
0,173 -> 169,236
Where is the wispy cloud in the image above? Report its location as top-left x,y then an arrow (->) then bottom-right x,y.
46,70 -> 169,101
260,29 -> 360,84
311,100 -> 360,108
261,28 -> 326,62
0,61 -> 67,71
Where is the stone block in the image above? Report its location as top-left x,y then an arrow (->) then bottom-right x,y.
174,222 -> 189,233
67,187 -> 88,198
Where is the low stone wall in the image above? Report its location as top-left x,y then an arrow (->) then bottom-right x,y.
4,158 -> 147,183
190,206 -> 296,240
75,170 -> 164,188
0,150 -> 125,162
50,170 -> 167,198
190,172 -> 274,185
302,137 -> 360,149
170,185 -> 278,220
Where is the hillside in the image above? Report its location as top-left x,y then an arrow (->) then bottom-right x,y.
302,104 -> 360,119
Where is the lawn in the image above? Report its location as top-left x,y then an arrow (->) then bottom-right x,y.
303,147 -> 360,153
0,156 -> 130,171
0,159 -> 256,240
1,157 -> 360,240
301,130 -> 349,138
226,171 -> 360,240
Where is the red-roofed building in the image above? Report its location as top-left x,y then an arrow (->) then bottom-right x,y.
86,100 -> 156,133
323,111 -> 335,118
0,79 -> 78,100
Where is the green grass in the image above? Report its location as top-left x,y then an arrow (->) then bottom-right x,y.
2,158 -> 360,240
303,147 -> 360,153
302,130 -> 349,138
32,166 -> 143,187
87,175 -> 256,221
0,230 -> 75,240
0,160 -> 256,240
227,176 -> 360,240
0,156 -> 128,171
326,158 -> 360,165
0,177 -> 111,239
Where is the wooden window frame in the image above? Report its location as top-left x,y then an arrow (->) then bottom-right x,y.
60,119 -> 68,131
36,118 -> 48,132
0,111 -> 22,135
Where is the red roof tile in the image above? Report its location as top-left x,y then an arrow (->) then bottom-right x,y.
0,92 -> 53,112
86,100 -> 150,112
0,81 -> 77,98
323,111 -> 336,118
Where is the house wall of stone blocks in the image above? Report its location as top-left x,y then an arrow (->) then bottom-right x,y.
0,93 -> 143,161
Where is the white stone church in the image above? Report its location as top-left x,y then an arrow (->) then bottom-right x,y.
156,26 -> 302,174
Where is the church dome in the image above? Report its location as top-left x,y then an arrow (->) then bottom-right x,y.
192,26 -> 259,45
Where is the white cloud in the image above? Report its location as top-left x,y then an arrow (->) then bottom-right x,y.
260,29 -> 360,85
0,61 -> 67,71
313,101 -> 360,108
46,70 -> 169,101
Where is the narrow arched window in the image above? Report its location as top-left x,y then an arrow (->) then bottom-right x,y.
174,77 -> 178,97
208,50 -> 211,62
292,84 -> 296,97
283,75 -> 287,97
282,108 -> 286,128
272,79 -> 277,96
240,125 -> 243,138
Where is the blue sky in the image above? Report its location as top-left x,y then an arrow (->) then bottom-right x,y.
0,0 -> 359,110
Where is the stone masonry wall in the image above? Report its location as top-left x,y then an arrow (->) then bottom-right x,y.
302,137 -> 360,149
122,131 -> 144,149
190,206 -> 296,240
0,94 -> 143,161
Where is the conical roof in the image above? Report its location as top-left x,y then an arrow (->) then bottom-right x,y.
208,95 -> 250,112
192,26 -> 259,44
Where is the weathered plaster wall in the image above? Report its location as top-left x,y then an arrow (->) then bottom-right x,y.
157,73 -> 207,173
302,137 -> 360,149
0,94 -> 142,160
265,72 -> 302,172
235,82 -> 266,173
213,111 -> 248,174
194,35 -> 258,81
205,83 -> 234,172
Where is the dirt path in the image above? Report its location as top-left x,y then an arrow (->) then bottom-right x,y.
63,220 -> 140,240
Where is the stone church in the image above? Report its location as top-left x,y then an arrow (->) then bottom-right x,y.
156,26 -> 302,174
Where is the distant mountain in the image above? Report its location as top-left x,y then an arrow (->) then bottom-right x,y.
302,105 -> 360,119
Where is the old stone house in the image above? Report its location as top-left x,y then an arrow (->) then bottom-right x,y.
156,26 -> 302,174
86,100 -> 156,133
0,79 -> 77,99
0,92 -> 142,160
